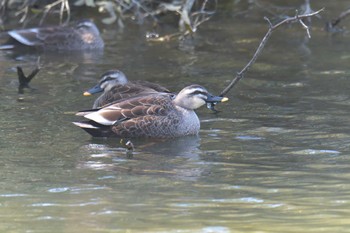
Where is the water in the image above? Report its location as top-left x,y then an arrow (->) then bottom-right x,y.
1,1 -> 350,232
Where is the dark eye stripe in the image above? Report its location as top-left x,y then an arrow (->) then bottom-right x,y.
104,76 -> 116,81
190,90 -> 207,96
100,76 -> 116,84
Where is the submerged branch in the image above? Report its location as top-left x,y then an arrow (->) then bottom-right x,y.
17,57 -> 41,94
219,8 -> 324,97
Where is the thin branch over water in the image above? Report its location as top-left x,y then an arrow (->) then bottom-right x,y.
219,8 -> 324,97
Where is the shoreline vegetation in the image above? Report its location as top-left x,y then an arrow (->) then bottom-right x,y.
0,0 -> 217,36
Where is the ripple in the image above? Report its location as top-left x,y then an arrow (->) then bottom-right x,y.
48,187 -> 69,193
282,82 -> 305,87
37,216 -> 53,220
201,118 -> 247,123
253,127 -> 295,133
201,226 -> 231,233
32,203 -> 57,207
240,197 -> 264,203
83,144 -> 110,150
290,149 -> 341,156
235,135 -> 264,140
212,197 -> 264,203
90,209 -> 124,215
31,201 -> 100,207
0,193 -> 28,197
98,175 -> 116,180
264,203 -> 284,208
69,185 -> 108,193
89,153 -> 111,158
319,70 -> 346,75
77,161 -> 114,170
36,216 -> 65,221
171,203 -> 213,208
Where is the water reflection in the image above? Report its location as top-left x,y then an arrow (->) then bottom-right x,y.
77,136 -> 205,181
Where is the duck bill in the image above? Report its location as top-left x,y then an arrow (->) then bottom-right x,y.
205,94 -> 229,112
205,94 -> 229,103
83,84 -> 103,96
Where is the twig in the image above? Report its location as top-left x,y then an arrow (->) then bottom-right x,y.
39,0 -> 70,25
120,139 -> 135,158
325,7 -> 350,32
63,0 -> 71,25
219,8 -> 324,97
17,57 -> 41,94
192,0 -> 217,32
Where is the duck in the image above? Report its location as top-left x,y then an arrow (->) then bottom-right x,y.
73,84 -> 228,138
83,69 -> 171,108
0,19 -> 104,50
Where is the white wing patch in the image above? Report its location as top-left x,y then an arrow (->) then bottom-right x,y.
72,122 -> 98,129
84,108 -> 121,126
8,29 -> 40,46
104,106 -> 122,110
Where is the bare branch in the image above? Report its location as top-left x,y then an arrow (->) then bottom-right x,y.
29,0 -> 71,26
218,8 -> 324,97
298,19 -> 311,38
326,7 -> 350,32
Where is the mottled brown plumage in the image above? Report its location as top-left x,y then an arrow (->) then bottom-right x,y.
74,85 -> 229,138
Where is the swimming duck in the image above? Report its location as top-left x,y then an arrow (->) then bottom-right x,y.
1,19 -> 104,50
73,84 -> 228,138
83,70 -> 170,108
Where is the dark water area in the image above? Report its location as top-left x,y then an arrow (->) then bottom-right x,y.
1,1 -> 350,232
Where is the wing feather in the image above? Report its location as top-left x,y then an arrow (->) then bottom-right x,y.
112,114 -> 178,138
85,93 -> 173,126
8,26 -> 72,46
93,84 -> 158,108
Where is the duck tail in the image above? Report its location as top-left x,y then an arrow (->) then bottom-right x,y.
0,44 -> 14,49
75,108 -> 99,116
72,121 -> 114,137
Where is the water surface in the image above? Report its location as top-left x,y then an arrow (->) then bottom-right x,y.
1,1 -> 350,232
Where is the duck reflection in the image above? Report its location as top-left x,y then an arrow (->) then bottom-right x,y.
76,136 -> 210,181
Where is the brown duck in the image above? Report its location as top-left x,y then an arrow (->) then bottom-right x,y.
73,84 -> 228,138
1,19 -> 104,50
83,69 -> 170,108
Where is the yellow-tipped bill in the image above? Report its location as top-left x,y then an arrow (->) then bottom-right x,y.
83,91 -> 92,96
221,97 -> 229,102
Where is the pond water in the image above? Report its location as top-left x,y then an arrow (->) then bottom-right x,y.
1,1 -> 350,232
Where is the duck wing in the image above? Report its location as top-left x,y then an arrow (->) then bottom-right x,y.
93,83 -> 159,108
83,93 -> 175,126
8,26 -> 74,47
133,80 -> 171,93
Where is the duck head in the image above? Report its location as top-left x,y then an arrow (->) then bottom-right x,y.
174,84 -> 228,110
84,70 -> 127,96
75,19 -> 101,36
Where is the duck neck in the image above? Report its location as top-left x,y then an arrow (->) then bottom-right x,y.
174,106 -> 200,136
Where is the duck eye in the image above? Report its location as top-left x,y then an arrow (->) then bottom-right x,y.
105,76 -> 115,81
